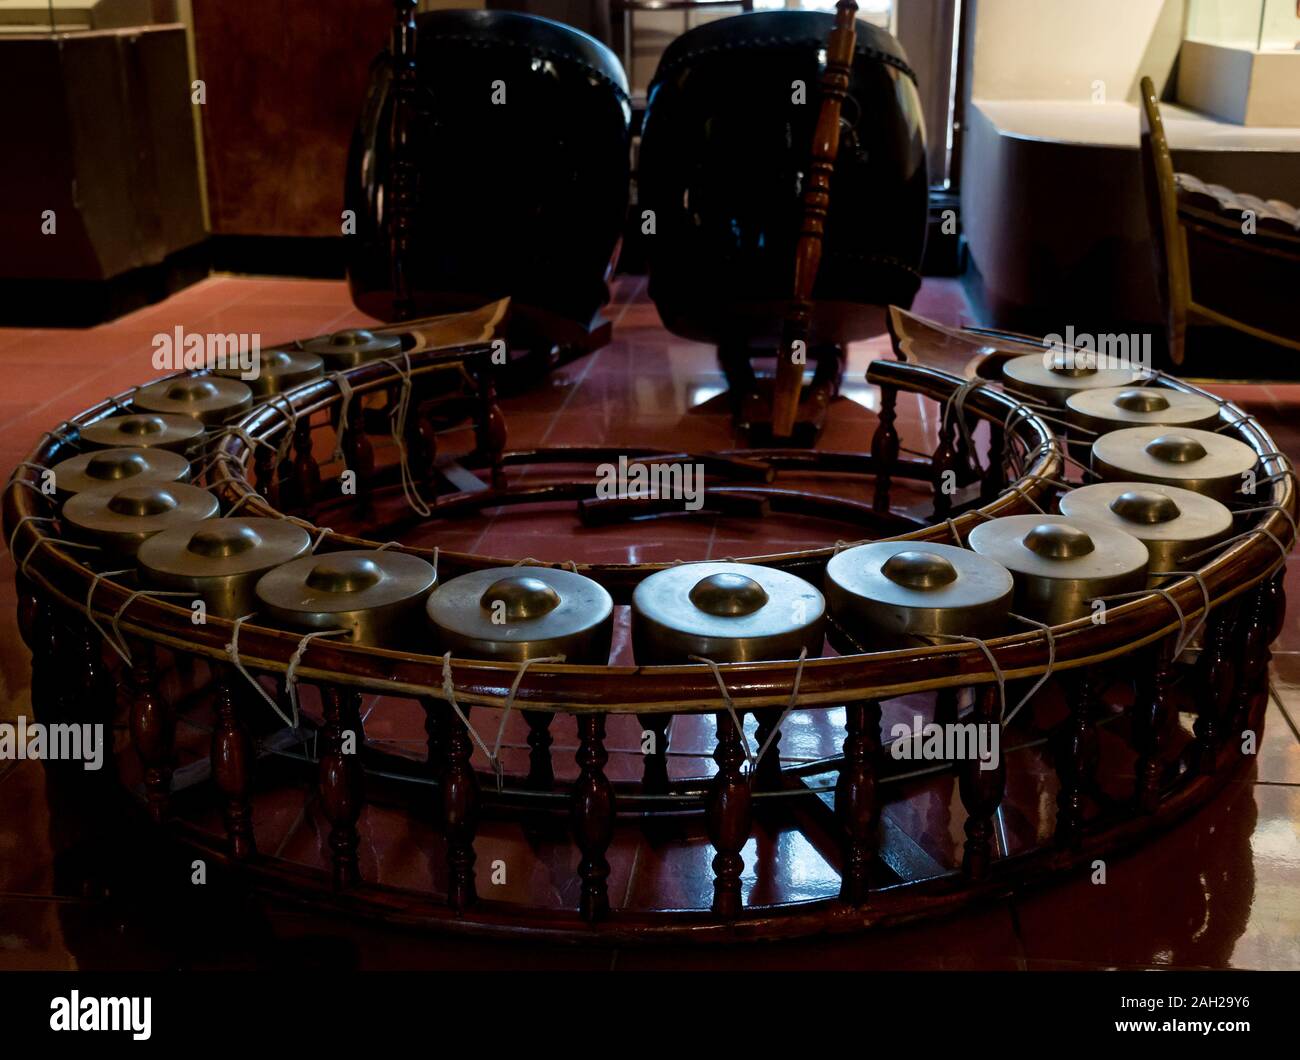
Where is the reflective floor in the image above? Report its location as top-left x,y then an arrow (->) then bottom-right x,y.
0,275 -> 1297,970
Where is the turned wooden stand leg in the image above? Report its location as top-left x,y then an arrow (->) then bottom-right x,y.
1134,635 -> 1175,812
29,597 -> 64,723
981,423 -> 1005,502
523,710 -> 555,790
1193,605 -> 1235,773
319,685 -> 365,888
292,417 -> 320,510
572,714 -> 615,922
129,641 -> 173,823
870,385 -> 899,513
16,572 -> 38,650
421,696 -> 448,780
959,685 -> 1004,880
753,708 -> 784,790
638,713 -> 671,793
471,356 -> 507,489
443,705 -> 479,910
1232,583 -> 1273,740
707,710 -> 752,919
211,664 -> 256,860
1053,668 -> 1098,845
835,699 -> 881,905
930,412 -> 957,520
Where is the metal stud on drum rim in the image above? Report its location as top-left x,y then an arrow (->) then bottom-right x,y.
824,540 -> 1014,647
62,482 -> 221,558
1066,386 -> 1221,435
1058,481 -> 1233,577
137,517 -> 313,619
1001,352 -> 1145,407
300,329 -> 403,370
213,348 -> 324,398
255,548 -> 438,648
1091,425 -> 1257,503
427,566 -> 614,663
80,413 -> 205,453
133,376 -> 254,426
632,561 -> 825,664
50,446 -> 191,502
967,514 -> 1150,626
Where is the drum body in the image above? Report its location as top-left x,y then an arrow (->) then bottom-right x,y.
345,11 -> 631,338
638,11 -> 928,347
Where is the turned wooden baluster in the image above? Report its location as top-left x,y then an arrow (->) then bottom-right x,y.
443,704 -> 479,910
931,410 -> 958,520
291,416 -> 320,511
959,684 -> 1004,880
1192,604 -> 1235,773
254,443 -> 279,508
421,696 -> 448,780
1267,567 -> 1287,645
29,597 -> 64,723
470,355 -> 507,489
753,709 -> 784,789
319,685 -> 365,887
1053,668 -> 1099,845
15,572 -> 38,650
1231,583 -> 1272,739
638,713 -> 671,793
572,714 -> 615,921
403,393 -> 439,491
981,423 -> 1005,502
770,0 -> 858,439
835,699 -> 880,905
1134,635 -> 1175,811
211,664 -> 256,859
342,405 -> 375,514
871,385 -> 900,513
522,711 -> 555,789
126,641 -> 171,821
707,710 -> 752,918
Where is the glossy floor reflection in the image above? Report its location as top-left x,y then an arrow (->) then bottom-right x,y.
0,275 -> 1298,970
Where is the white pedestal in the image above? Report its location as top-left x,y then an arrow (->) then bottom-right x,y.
1177,39 -> 1300,127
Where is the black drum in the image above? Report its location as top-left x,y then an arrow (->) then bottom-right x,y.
345,11 -> 631,348
638,11 -> 928,348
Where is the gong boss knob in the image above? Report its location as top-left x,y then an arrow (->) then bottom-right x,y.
50,446 -> 191,502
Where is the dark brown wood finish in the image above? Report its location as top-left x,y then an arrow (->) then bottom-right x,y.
319,685 -> 365,888
707,710 -> 752,918
572,714 -> 615,922
835,699 -> 881,905
211,664 -> 256,860
959,684 -> 1004,880
443,705 -> 479,911
129,639 -> 173,824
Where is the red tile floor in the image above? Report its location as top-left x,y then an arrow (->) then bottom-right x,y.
1,274 -> 1298,970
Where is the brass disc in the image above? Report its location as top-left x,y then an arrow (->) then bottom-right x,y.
427,566 -> 614,663
63,482 -> 221,558
255,549 -> 437,648
300,328 -> 403,370
824,541 -> 1014,646
632,561 -> 825,664
1058,481 -> 1233,576
1066,385 -> 1221,434
967,514 -> 1149,625
80,413 -> 204,453
137,517 -> 312,619
51,446 -> 191,501
1002,353 -> 1145,407
134,376 -> 254,426
1091,425 -> 1256,503
213,348 -> 323,398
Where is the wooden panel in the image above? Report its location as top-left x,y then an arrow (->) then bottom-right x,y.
191,0 -> 393,236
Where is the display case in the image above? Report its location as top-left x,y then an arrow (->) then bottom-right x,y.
1178,0 -> 1300,125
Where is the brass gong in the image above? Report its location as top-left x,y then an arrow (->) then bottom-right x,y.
134,376 -> 254,426
50,446 -> 190,502
214,348 -> 323,398
300,328 -> 403,370
1091,426 -> 1256,503
80,413 -> 204,454
1002,353 -> 1145,407
1058,482 -> 1233,576
426,566 -> 614,663
63,482 -> 221,558
1066,385 -> 1220,434
824,541 -> 1014,648
967,515 -> 1149,626
255,549 -> 437,648
632,561 -> 825,664
137,517 -> 312,619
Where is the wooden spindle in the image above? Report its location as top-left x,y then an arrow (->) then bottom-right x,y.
1232,583 -> 1272,738
211,665 -> 256,860
931,412 -> 957,520
1192,604 -> 1235,772
835,699 -> 880,905
638,713 -> 671,793
523,710 -> 555,789
870,385 -> 900,512
470,355 -> 507,488
770,0 -> 858,439
1134,635 -> 1175,811
343,410 -> 375,514
254,443 -> 279,508
319,685 -> 365,887
1053,668 -> 1098,845
753,708 -> 784,789
443,704 -> 479,910
129,640 -> 172,823
707,710 -> 752,918
29,597 -> 64,723
16,572 -> 38,650
291,416 -> 320,510
572,714 -> 615,922
981,423 -> 1005,502
959,684 -> 1004,880
421,695 -> 448,780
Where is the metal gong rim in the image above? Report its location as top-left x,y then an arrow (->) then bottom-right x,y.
300,329 -> 403,369
214,348 -> 324,397
62,482 -> 221,555
1001,352 -> 1145,406
1066,385 -> 1221,433
1092,425 -> 1256,498
1058,481 -> 1233,545
79,413 -> 205,453
967,514 -> 1150,581
256,549 -> 438,616
51,446 -> 191,498
133,376 -> 254,425
138,517 -> 313,580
